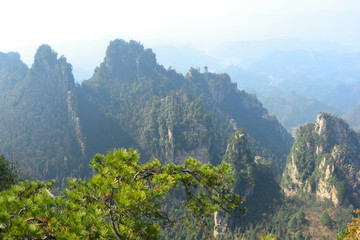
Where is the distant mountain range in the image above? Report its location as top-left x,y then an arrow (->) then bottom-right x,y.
155,41 -> 360,131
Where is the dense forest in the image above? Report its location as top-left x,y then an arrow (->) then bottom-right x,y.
0,39 -> 360,239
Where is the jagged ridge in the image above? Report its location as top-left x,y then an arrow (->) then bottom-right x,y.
0,39 -> 292,183
282,113 -> 360,207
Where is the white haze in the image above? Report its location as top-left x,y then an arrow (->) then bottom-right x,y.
1,0 -> 360,81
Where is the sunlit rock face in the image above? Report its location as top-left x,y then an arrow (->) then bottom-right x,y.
282,113 -> 360,207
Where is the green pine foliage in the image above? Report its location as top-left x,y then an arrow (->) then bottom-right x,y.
223,129 -> 257,194
0,148 -> 243,239
0,154 -> 17,191
287,208 -> 306,231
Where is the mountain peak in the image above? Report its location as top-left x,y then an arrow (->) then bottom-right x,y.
33,44 -> 58,70
30,44 -> 75,91
315,113 -> 354,153
0,51 -> 28,89
282,113 -> 360,206
224,129 -> 253,165
315,113 -> 349,135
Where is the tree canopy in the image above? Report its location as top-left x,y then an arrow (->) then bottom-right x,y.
339,209 -> 360,240
0,148 -> 243,239
0,154 -> 17,191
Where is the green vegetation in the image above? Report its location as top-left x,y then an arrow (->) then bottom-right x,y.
0,154 -> 17,191
260,93 -> 341,132
1,40 -> 359,239
0,40 -> 292,186
223,129 -> 256,192
337,209 -> 360,240
282,113 -> 360,208
288,208 -> 306,231
320,210 -> 331,227
0,45 -> 86,184
259,233 -> 277,240
0,148 -> 242,239
294,230 -> 303,240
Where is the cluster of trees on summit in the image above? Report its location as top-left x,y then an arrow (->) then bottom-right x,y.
0,39 -> 360,239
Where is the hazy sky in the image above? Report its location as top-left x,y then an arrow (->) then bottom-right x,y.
1,0 -> 360,81
1,0 -> 360,51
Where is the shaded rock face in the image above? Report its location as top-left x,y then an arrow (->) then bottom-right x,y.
32,44 -> 75,92
282,113 -> 360,207
169,144 -> 211,165
158,91 -> 214,164
165,127 -> 211,164
0,52 -> 28,91
208,74 -> 237,103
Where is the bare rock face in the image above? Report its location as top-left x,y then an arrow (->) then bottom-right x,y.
173,144 -> 210,164
282,113 -> 360,207
208,75 -> 237,102
283,155 -> 302,197
213,211 -> 227,238
315,113 -> 353,151
156,89 -> 215,164
165,135 -> 211,164
187,67 -> 237,103
314,114 -> 327,136
317,178 -> 339,206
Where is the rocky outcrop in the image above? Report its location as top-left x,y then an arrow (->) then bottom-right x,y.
208,74 -> 237,103
214,129 -> 280,236
213,129 -> 257,237
67,91 -> 85,156
317,178 -> 339,206
0,39 -> 292,186
282,113 -> 360,206
213,211 -> 227,239
158,90 -> 214,164
165,127 -> 211,164
282,155 -> 302,197
0,45 -> 89,182
0,52 -> 28,91
223,129 -> 257,197
172,144 -> 210,164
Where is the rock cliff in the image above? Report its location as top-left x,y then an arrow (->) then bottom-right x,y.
214,129 -> 280,237
0,39 -> 293,185
282,113 -> 360,206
